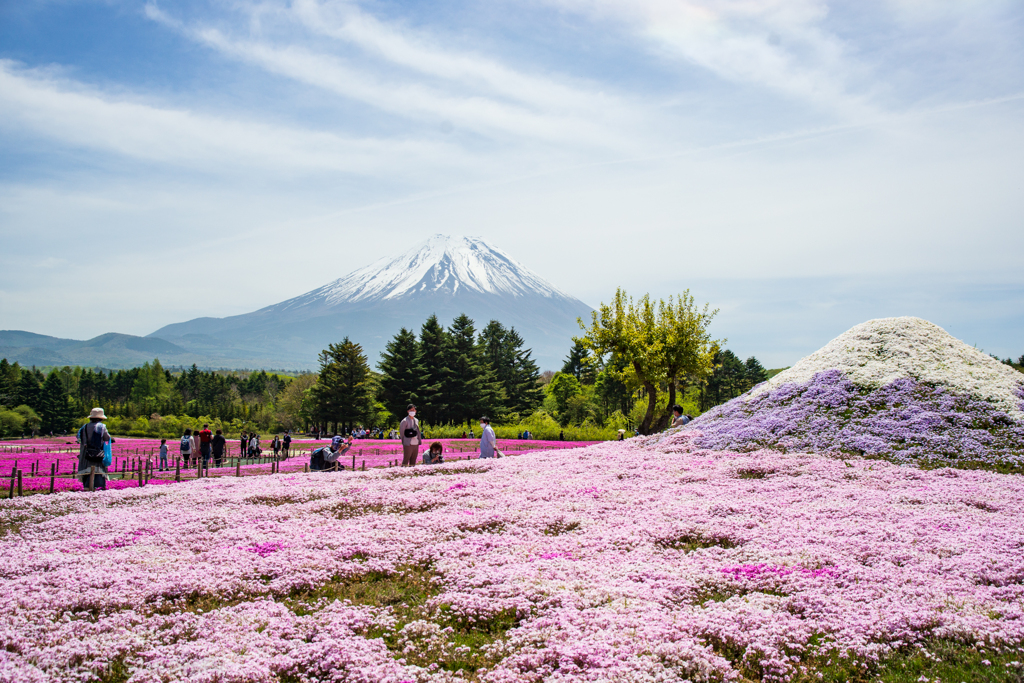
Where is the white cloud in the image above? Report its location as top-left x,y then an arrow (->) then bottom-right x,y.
529,0 -> 879,118
0,59 -> 466,176
145,1 -> 643,150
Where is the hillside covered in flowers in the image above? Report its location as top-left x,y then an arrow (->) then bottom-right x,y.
680,317 -> 1024,469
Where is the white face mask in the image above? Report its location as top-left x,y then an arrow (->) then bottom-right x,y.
480,423 -> 486,429
408,411 -> 416,417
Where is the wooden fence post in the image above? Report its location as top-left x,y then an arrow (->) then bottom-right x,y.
236,458 -> 241,477
303,463 -> 309,473
351,453 -> 356,471
49,463 -> 56,494
88,466 -> 96,492
138,462 -> 143,487
9,466 -> 17,498
361,460 -> 365,471
175,458 -> 181,482
17,470 -> 23,497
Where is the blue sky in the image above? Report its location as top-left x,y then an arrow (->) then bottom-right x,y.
1,0 -> 1022,367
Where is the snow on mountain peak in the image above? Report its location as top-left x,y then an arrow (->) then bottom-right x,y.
310,235 -> 575,305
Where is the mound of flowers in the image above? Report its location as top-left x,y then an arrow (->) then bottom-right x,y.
682,317 -> 1024,467
2,436 -> 1023,682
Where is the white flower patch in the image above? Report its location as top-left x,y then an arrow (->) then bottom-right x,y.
749,317 -> 1024,420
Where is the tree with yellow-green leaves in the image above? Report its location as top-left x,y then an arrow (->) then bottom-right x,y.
576,288 -> 720,435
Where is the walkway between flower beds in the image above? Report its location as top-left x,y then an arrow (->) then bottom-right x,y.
1,440 -> 594,496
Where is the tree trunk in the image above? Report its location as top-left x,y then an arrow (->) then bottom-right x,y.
638,379 -> 658,435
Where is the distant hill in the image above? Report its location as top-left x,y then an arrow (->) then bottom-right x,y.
0,331 -> 194,369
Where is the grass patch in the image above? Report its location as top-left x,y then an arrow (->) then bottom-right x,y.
543,520 -> 581,536
655,532 -> 739,552
706,637 -> 1024,683
736,468 -> 775,479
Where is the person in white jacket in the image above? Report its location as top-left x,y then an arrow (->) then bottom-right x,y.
479,417 -> 496,459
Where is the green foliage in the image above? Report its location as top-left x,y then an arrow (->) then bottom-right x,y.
310,338 -> 375,432
480,321 -> 544,418
699,349 -> 772,411
441,314 -> 504,425
39,371 -> 77,434
578,288 -> 720,434
377,327 -> 424,420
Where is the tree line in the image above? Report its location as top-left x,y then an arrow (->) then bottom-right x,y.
0,289 -> 801,439
306,314 -> 543,432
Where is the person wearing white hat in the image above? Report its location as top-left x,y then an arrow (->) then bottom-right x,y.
77,407 -> 113,491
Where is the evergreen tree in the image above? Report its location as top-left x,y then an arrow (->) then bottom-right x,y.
744,356 -> 768,388
561,340 -> 595,384
16,371 -> 42,412
444,315 -> 504,425
39,371 -> 76,434
377,327 -> 423,420
0,359 -> 13,406
310,337 -> 374,432
481,322 -> 543,416
417,315 -> 450,424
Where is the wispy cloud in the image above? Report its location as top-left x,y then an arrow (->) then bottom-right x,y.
0,59 -> 465,176
144,1 -> 644,150
531,0 -> 879,118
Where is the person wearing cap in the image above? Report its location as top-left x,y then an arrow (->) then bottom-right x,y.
479,416 -> 496,459
77,407 -> 113,491
400,404 -> 422,466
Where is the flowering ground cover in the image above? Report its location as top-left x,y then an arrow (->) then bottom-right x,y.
681,317 -> 1024,472
0,439 -> 595,494
2,432 -> 1023,683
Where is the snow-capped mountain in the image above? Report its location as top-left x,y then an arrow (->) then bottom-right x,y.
280,235 -> 576,311
148,235 -> 593,370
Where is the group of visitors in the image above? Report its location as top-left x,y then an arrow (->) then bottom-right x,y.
176,425 -> 226,468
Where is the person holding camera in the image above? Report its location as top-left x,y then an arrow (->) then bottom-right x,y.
400,404 -> 422,466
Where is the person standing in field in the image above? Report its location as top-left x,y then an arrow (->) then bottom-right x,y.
282,430 -> 291,458
158,438 -> 168,471
212,429 -> 226,467
77,408 -> 112,491
181,428 -> 193,467
190,430 -> 201,466
479,416 -> 496,459
400,404 -> 422,467
198,423 -> 213,468
272,435 -> 280,457
239,432 -> 248,460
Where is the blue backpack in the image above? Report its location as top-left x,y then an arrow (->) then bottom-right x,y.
180,435 -> 192,453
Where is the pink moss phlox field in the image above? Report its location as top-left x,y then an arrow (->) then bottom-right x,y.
2,436 -> 1023,682
684,370 -> 1024,465
1,439 -> 593,492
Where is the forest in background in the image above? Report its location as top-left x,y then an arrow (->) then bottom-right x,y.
11,290 -> 1006,440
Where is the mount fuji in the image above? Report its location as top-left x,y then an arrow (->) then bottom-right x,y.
148,235 -> 594,370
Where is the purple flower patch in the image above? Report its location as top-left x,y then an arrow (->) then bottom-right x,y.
687,370 -> 1024,466
244,541 -> 285,557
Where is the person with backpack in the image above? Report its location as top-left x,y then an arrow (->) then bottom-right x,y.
310,435 -> 352,472
158,438 -> 168,471
249,432 -> 260,457
77,408 -> 113,491
400,404 -> 422,467
180,429 -> 193,467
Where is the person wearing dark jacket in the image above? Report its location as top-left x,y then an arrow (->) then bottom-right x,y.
77,407 -> 113,491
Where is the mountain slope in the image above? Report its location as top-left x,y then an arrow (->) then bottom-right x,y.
150,235 -> 592,370
0,331 -> 195,369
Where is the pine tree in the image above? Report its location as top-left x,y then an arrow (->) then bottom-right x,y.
417,315 -> 450,424
480,322 -> 543,417
744,356 -> 768,388
443,315 -> 504,425
377,327 -> 424,420
561,340 -> 595,384
310,337 -> 374,432
0,359 -> 12,407
16,371 -> 42,412
39,371 -> 76,434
